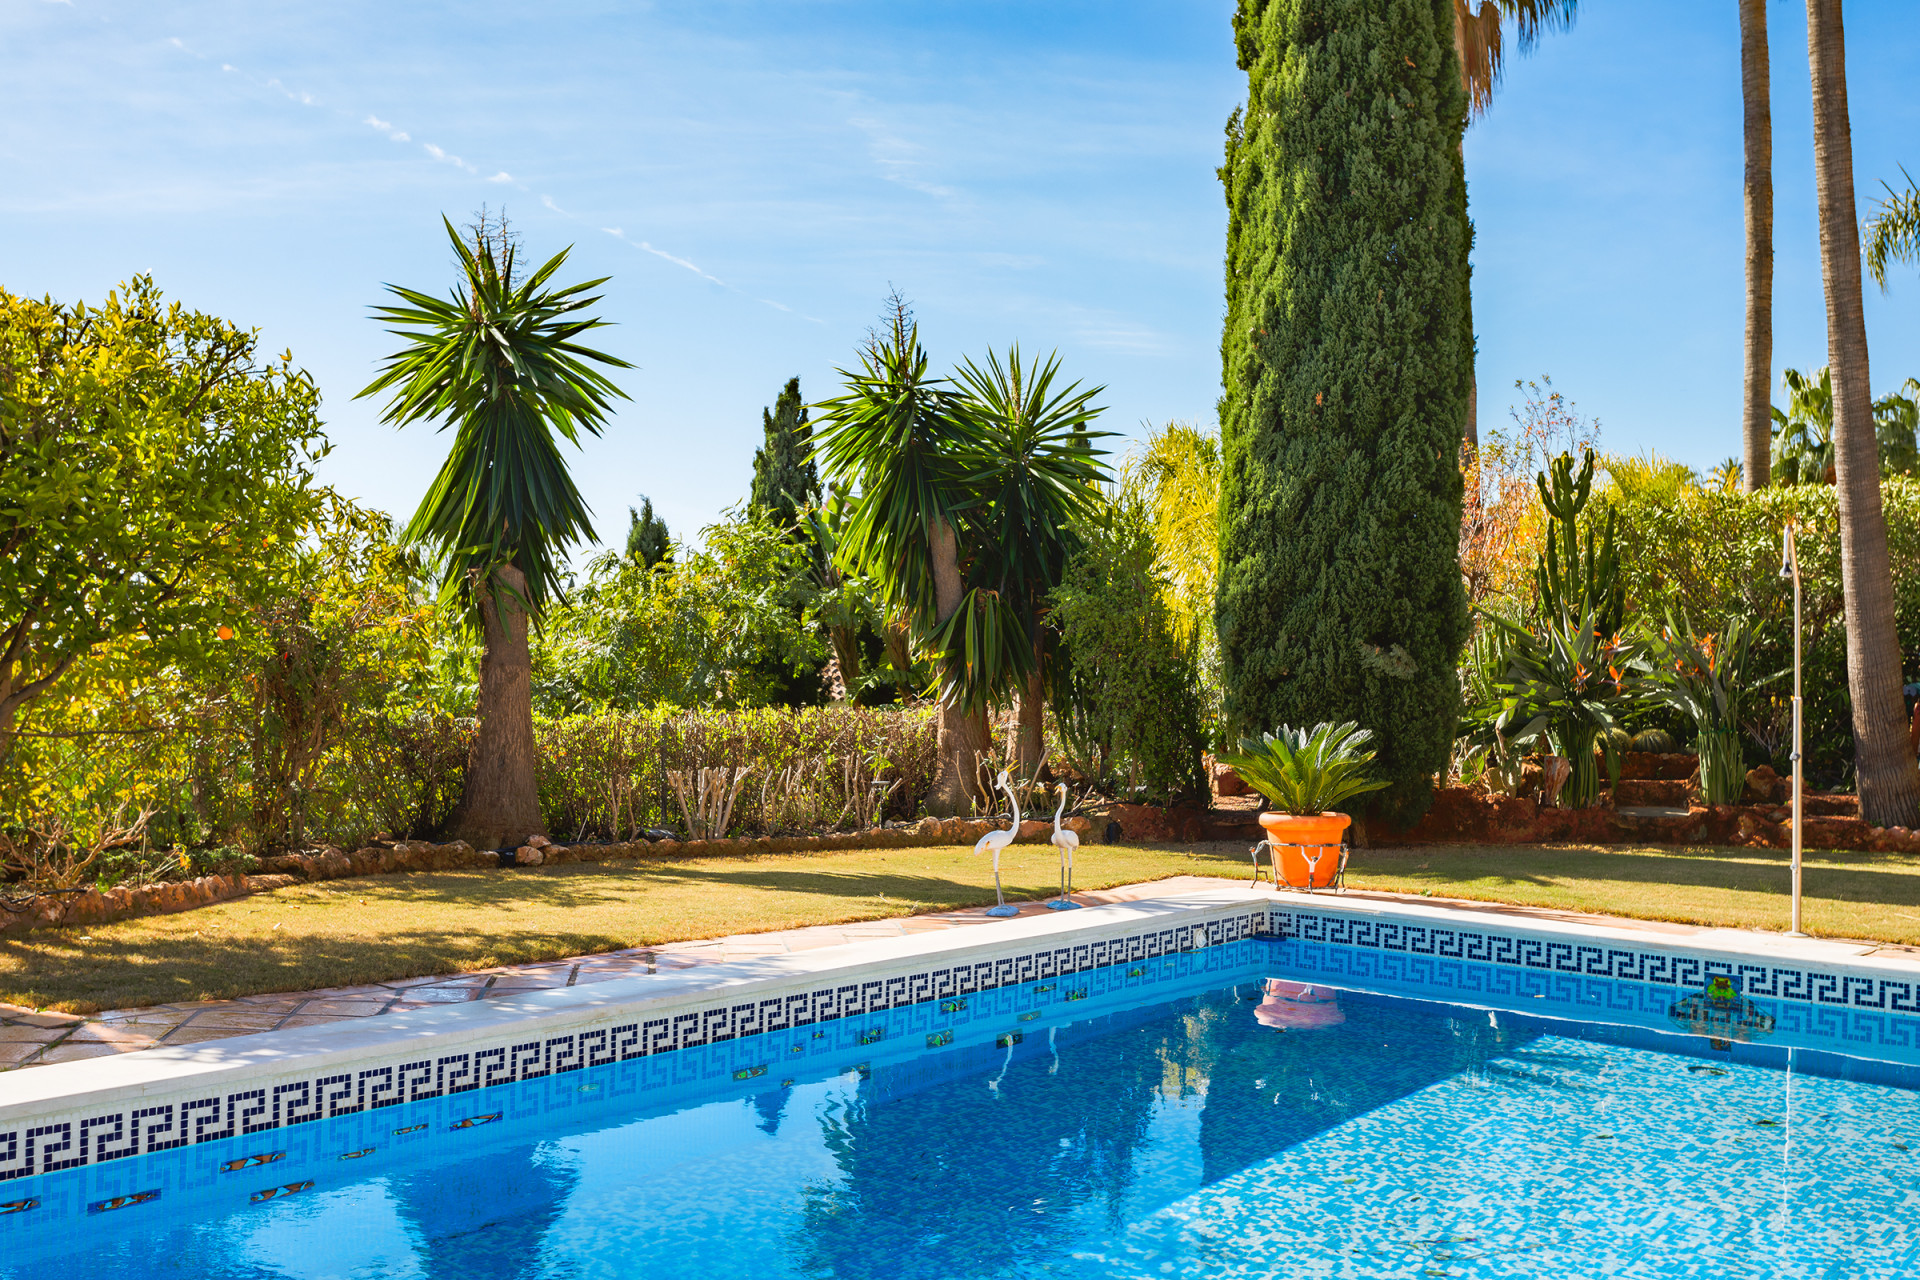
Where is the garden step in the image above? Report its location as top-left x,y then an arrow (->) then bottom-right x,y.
1615,779 -> 1691,807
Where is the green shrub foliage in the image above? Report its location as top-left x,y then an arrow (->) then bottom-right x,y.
1215,0 -> 1474,821
1050,488 -> 1208,804
1610,478 -> 1920,786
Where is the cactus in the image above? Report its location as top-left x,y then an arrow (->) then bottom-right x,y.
1630,728 -> 1678,754
1533,449 -> 1625,639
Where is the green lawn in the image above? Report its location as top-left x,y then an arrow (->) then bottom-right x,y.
0,842 -> 1247,1014
3,838 -> 1915,1015
1344,841 -> 1920,943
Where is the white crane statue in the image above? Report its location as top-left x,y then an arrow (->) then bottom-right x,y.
1047,783 -> 1080,910
973,769 -> 1022,917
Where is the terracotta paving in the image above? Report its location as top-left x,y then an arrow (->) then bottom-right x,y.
2,876 -> 1906,1072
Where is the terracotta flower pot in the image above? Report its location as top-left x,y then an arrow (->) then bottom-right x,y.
1256,811 -> 1352,888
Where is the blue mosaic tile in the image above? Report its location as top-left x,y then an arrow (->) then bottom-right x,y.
0,909 -> 1264,1183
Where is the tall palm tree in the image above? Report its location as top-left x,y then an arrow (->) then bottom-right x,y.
1803,0 -> 1920,827
358,216 -> 630,846
1739,0 -> 1774,489
950,347 -> 1110,775
1450,1 -> 1580,451
1865,167 -> 1920,291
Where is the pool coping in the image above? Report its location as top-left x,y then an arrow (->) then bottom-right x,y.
0,889 -> 1269,1135
8,887 -> 1920,1182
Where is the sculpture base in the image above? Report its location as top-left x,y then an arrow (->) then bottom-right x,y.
984,903 -> 1020,917
1045,899 -> 1080,911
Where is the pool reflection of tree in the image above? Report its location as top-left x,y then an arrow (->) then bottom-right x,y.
794,987 -> 1535,1278
386,1140 -> 583,1279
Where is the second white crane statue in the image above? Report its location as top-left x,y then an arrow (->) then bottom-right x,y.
973,770 -> 1022,917
1047,782 -> 1079,909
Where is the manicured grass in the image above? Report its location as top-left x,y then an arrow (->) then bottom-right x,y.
6,838 -> 1918,1015
1341,841 -> 1920,945
0,843 -> 1248,1014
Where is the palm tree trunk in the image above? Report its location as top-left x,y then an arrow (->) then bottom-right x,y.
1805,0 -> 1920,828
450,562 -> 548,847
828,624 -> 862,699
1015,667 -> 1046,778
925,517 -> 989,815
1741,0 -> 1774,490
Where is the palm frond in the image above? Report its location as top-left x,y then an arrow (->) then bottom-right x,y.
1866,167 -> 1920,292
1455,0 -> 1579,118
355,216 -> 630,626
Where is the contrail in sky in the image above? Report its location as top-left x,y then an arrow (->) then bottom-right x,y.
161,34 -> 820,322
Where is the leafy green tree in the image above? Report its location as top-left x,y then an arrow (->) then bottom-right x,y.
624,496 -> 672,568
358,217 -> 630,847
749,376 -> 821,530
0,277 -> 327,753
1216,0 -> 1475,823
535,509 -> 824,713
1050,484 -> 1207,803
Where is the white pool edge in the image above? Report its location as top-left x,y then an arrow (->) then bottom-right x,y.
7,888 -> 1920,1175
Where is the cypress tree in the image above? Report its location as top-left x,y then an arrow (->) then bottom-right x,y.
1215,0 -> 1473,821
749,376 -> 821,529
624,496 -> 671,568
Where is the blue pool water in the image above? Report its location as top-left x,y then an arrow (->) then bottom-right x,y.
6,936 -> 1920,1279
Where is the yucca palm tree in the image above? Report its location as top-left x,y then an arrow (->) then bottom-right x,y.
950,346 -> 1110,774
1738,0 -> 1774,489
812,309 -> 987,815
1449,1 -> 1579,451
1803,0 -> 1920,828
358,216 -> 630,846
1866,167 -> 1920,291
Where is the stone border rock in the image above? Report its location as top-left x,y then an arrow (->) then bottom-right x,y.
0,815 -> 1098,936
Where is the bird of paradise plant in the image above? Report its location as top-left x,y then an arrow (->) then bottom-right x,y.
1482,600 -> 1640,808
1637,610 -> 1779,806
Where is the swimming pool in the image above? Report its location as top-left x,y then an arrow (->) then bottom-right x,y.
6,927 -> 1917,1279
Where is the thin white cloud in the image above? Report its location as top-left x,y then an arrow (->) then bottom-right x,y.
423,143 -> 477,174
848,114 -> 955,199
601,226 -> 726,287
542,194 -> 567,214
365,115 -> 392,131
391,132 -> 409,143
487,171 -> 514,184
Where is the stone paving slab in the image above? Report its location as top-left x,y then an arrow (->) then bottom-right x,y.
1,876 -> 1905,1072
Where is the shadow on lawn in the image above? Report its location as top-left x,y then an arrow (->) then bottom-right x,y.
1357,843 -> 1920,905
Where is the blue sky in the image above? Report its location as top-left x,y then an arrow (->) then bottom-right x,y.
4,0 -> 1917,555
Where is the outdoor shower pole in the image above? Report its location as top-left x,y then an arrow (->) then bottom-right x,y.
1782,523 -> 1805,937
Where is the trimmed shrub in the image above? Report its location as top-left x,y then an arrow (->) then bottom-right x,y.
1610,477 -> 1920,787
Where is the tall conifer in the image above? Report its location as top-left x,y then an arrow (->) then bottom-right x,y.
1215,0 -> 1473,821
750,376 -> 820,529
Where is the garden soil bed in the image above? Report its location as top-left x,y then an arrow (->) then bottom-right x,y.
1112,751 -> 1912,856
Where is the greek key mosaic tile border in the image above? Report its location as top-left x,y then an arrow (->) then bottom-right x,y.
0,909 -> 1265,1183
1269,906 -> 1920,1015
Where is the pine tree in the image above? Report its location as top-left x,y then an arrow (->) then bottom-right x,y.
1215,0 -> 1474,822
749,376 -> 820,529
624,496 -> 671,568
